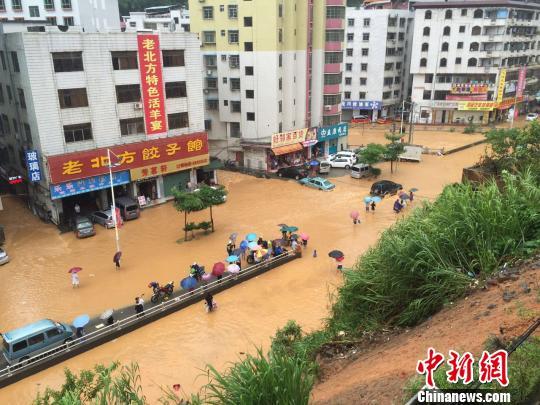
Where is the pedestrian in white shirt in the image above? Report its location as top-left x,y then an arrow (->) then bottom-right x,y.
71,272 -> 80,288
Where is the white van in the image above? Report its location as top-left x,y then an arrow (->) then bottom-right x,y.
350,164 -> 370,179
319,161 -> 331,174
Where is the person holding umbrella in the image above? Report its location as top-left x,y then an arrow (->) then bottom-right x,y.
135,295 -> 145,318
370,200 -> 377,212
69,267 -> 82,288
328,250 -> 345,273
204,292 -> 215,313
350,211 -> 360,225
113,251 -> 122,269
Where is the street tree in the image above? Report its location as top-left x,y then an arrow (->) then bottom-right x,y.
357,143 -> 386,175
384,132 -> 406,174
197,184 -> 228,233
172,188 -> 205,241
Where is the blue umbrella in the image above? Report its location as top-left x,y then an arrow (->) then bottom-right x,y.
363,196 -> 372,203
248,241 -> 259,250
73,314 -> 90,328
226,255 -> 239,262
232,248 -> 243,256
309,160 -> 320,166
246,233 -> 257,242
239,240 -> 248,250
371,196 -> 382,203
180,277 -> 197,290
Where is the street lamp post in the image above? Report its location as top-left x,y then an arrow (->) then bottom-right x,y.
107,149 -> 121,254
400,99 -> 405,135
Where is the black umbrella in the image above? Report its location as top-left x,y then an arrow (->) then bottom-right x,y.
113,251 -> 122,263
277,223 -> 288,228
328,250 -> 344,259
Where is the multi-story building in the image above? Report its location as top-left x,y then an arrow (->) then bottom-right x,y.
0,27 -> 211,226
342,5 -> 414,121
122,5 -> 190,33
189,0 -> 348,170
0,0 -> 120,32
410,0 -> 540,124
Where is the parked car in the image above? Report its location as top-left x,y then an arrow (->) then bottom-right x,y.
328,151 -> 357,163
73,216 -> 96,238
299,177 -> 335,191
276,166 -> 308,180
526,112 -> 538,121
350,164 -> 370,179
115,197 -> 140,220
370,180 -> 403,197
1,319 -> 73,364
91,209 -> 115,229
318,160 -> 331,174
327,157 -> 355,169
0,247 -> 9,265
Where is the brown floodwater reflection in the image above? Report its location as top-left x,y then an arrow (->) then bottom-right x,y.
0,142 -> 484,403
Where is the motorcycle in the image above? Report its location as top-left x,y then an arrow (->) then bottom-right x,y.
190,265 -> 205,282
148,281 -> 174,303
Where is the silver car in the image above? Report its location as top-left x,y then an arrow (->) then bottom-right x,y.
91,210 -> 115,228
0,247 -> 10,265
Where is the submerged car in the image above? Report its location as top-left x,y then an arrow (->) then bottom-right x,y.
91,209 -> 115,229
276,166 -> 308,180
73,216 -> 96,238
526,112 -> 538,121
299,177 -> 335,191
370,180 -> 402,197
0,247 -> 9,265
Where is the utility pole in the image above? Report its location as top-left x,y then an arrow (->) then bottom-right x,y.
408,102 -> 414,144
400,99 -> 405,135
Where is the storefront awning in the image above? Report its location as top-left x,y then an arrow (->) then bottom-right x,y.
272,143 -> 303,156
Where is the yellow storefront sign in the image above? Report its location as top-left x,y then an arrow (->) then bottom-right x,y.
496,69 -> 506,103
130,154 -> 210,180
458,101 -> 497,111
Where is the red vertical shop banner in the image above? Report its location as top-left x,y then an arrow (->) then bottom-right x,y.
514,67 -> 527,119
137,34 -> 167,136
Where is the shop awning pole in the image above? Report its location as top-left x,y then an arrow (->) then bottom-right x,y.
108,149 -> 121,256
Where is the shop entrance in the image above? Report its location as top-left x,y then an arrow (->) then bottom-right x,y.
60,191 -> 100,227
196,169 -> 213,186
137,178 -> 157,202
329,139 -> 338,155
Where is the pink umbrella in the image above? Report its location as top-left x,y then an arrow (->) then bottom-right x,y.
350,211 -> 359,220
68,267 -> 82,273
227,263 -> 240,273
299,233 -> 310,241
202,273 -> 213,281
212,262 -> 226,276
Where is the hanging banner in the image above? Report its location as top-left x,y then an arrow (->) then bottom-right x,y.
514,67 -> 527,119
271,128 -> 308,148
496,69 -> 507,103
137,34 -> 167,136
458,101 -> 497,111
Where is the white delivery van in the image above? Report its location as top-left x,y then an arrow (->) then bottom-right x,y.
319,161 -> 331,174
350,164 -> 370,179
399,145 -> 422,162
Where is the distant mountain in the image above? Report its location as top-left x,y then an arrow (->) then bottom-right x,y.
118,0 -> 188,16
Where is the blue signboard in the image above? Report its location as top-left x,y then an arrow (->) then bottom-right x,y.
342,100 -> 381,110
50,171 -> 131,200
317,123 -> 349,142
25,150 -> 42,182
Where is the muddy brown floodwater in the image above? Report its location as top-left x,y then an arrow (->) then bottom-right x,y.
0,139 -> 484,403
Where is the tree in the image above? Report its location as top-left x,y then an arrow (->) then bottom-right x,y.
172,188 -> 205,241
197,185 -> 228,233
384,132 -> 406,174
357,143 -> 386,167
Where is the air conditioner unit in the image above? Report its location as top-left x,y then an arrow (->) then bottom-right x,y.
133,102 -> 143,110
206,70 -> 213,76
324,105 -> 332,111
203,89 -> 210,94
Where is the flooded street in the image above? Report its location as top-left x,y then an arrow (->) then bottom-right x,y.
0,133 -> 484,403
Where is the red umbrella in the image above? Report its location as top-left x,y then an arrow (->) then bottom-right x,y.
300,232 -> 310,240
335,256 -> 345,262
212,262 -> 226,276
350,210 -> 359,220
68,267 -> 82,273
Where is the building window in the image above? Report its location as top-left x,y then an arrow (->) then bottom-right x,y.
246,89 -> 254,98
443,26 -> 450,36
420,58 -> 427,67
230,78 -> 240,91
231,101 -> 242,113
17,88 -> 26,109
279,54 -> 282,67
221,30 -> 226,37
64,16 -> 74,26
421,43 -> 429,52
203,31 -> 216,44
471,26 -> 481,36
425,10 -> 432,19
12,0 -> 22,11
115,84 -> 140,103
29,6 -> 39,17
457,41 -> 463,49
347,33 -> 354,41
382,91 -> 391,99
244,16 -> 252,27
384,77 -> 393,86
395,76 -> 401,84
278,78 -> 282,90
360,77 -> 367,85
361,63 -> 367,71
384,62 -> 393,71
162,50 -> 184,67
246,112 -> 255,121
0,0 -> 5,11
277,100 -> 282,113
363,18 -> 370,27
6,85 -> 11,102
455,57 -> 462,64
359,48 -> 368,57
278,3 -> 283,17
461,9 -> 467,16
203,6 -> 213,19
229,54 -> 240,68
206,78 -> 217,89
278,28 -> 283,43
64,123 -> 92,143
346,48 -> 353,56
445,10 -> 452,19
441,42 -> 449,52
219,5 -> 224,11
459,25 -> 465,33
323,94 -> 341,105
245,66 -> 254,76
423,27 -> 430,36
204,55 -> 217,67
58,88 -> 88,108
168,112 -> 189,129
325,52 -> 343,63
44,0 -> 54,10
0,86 -> 3,104
52,52 -> 83,72
230,122 -> 241,138
228,5 -> 237,19
244,42 -> 253,51
347,18 -> 354,27
345,63 -> 352,71
61,0 -> 71,9
324,73 -> 342,85
111,51 -> 137,70
10,52 -> 20,72
345,77 -> 352,85
358,92 -> 366,99
120,118 -> 144,136
362,33 -> 370,41
470,42 -> 479,51
207,99 -> 219,111
204,119 -> 212,131
473,9 -> 483,19
165,81 -> 187,98
439,58 -> 447,67
468,58 -> 477,67
47,17 -> 57,25
228,30 -> 239,44
423,90 -> 431,100
344,91 -> 351,99
327,6 -> 345,19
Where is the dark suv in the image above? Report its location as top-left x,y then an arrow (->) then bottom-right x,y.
276,166 -> 308,180
370,180 -> 403,197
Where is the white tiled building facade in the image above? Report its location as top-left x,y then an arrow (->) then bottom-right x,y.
0,29 -> 204,224
342,6 -> 414,121
122,6 -> 190,33
0,0 -> 120,32
410,0 -> 540,124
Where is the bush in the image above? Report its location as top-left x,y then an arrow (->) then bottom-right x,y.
449,127 -> 456,133
370,167 -> 382,177
198,221 -> 212,233
463,124 -> 477,134
329,171 -> 540,332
